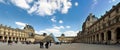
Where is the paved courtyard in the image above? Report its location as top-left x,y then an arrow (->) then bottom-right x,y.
0,42 -> 120,50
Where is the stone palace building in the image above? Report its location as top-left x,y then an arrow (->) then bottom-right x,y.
0,24 -> 30,42
0,24 -> 74,43
74,2 -> 120,44
0,24 -> 48,43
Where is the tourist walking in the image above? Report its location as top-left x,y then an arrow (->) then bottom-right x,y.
8,40 -> 12,45
45,41 -> 49,49
39,41 -> 44,48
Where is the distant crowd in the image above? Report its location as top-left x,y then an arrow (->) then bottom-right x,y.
0,40 -> 66,49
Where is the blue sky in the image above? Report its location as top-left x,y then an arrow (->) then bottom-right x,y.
0,0 -> 120,37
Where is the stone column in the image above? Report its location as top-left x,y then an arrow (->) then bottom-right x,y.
88,37 -> 90,43
14,37 -> 16,41
91,36 -> 93,43
86,38 -> 88,43
18,38 -> 20,42
2,36 -> 4,41
96,34 -> 99,43
104,32 -> 107,44
7,37 -> 9,41
85,37 -> 89,43
91,36 -> 92,43
92,36 -> 95,43
90,37 -> 91,43
111,30 -> 117,44
93,35 -> 95,43
11,37 -> 13,41
95,35 -> 97,43
99,33 -> 102,43
23,38 -> 25,41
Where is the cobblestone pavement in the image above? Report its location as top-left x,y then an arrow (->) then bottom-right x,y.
0,42 -> 120,50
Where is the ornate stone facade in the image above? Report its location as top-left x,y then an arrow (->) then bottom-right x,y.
0,24 -> 29,42
0,24 -> 75,43
75,2 -> 120,44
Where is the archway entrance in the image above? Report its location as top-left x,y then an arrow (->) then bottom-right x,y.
116,28 -> 120,43
107,31 -> 111,41
13,37 -> 15,41
5,37 -> 7,42
9,37 -> 11,40
0,36 -> 2,41
16,38 -> 18,41
96,34 -> 99,41
101,33 -> 104,41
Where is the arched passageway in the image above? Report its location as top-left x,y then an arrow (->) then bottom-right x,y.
0,36 -> 2,41
101,33 -> 104,41
97,34 -> 99,41
116,28 -> 120,43
107,31 -> 111,41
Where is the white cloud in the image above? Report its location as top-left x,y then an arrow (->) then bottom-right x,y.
15,22 -> 26,26
35,30 -> 48,35
46,28 -> 60,34
59,20 -> 63,24
64,30 -> 78,36
54,26 -> 65,29
36,29 -> 61,37
0,0 -> 5,3
51,16 -> 56,23
75,2 -> 78,6
91,0 -> 98,9
10,0 -> 32,9
109,0 -> 116,3
36,25 -> 77,37
26,0 -> 33,3
28,0 -> 72,16
66,26 -> 71,28
1,0 -> 72,16
36,25 -> 65,36
61,0 -> 72,14
15,22 -> 26,29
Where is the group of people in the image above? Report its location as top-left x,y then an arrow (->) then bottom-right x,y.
8,40 -> 12,45
39,41 -> 51,49
8,40 -> 18,45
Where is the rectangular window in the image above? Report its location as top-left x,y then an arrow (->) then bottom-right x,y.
109,15 -> 111,18
116,8 -> 119,13
114,19 -> 116,23
116,17 -> 119,22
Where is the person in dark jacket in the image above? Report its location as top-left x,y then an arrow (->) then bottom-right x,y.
8,40 -> 12,45
39,41 -> 44,48
45,41 -> 49,49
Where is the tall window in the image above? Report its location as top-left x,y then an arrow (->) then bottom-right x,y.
116,8 -> 119,13
109,15 -> 111,18
114,19 -> 116,23
8,32 -> 10,36
103,23 -> 106,28
4,32 -> 6,35
116,17 -> 119,23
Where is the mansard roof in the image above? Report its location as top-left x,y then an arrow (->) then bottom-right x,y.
24,24 -> 34,30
